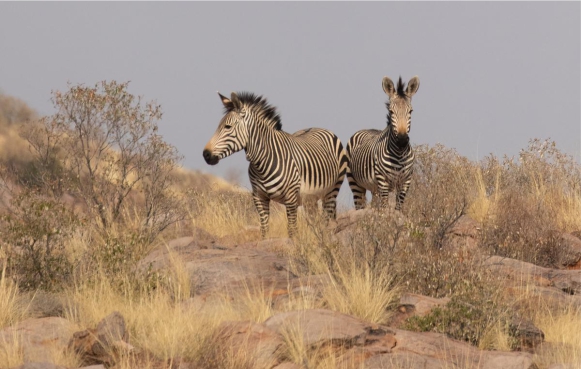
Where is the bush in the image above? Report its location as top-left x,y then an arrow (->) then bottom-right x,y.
0,81 -> 187,287
0,190 -> 78,290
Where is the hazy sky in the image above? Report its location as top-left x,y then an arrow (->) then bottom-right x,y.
0,2 -> 579,202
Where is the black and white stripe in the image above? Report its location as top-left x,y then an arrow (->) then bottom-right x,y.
204,92 -> 348,238
346,76 -> 419,210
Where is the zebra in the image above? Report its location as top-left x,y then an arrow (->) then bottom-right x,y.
346,76 -> 420,210
203,91 -> 348,238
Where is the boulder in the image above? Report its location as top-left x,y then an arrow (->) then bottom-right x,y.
0,317 -> 78,363
551,232 -> 581,269
508,317 -> 545,352
214,321 -> 284,368
364,329 -> 537,369
264,309 -> 394,350
484,256 -> 581,295
140,236 -> 297,295
388,293 -> 450,328
11,363 -> 68,369
68,311 -> 132,367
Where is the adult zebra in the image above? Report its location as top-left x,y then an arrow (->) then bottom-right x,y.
203,92 -> 348,238
346,76 -> 420,210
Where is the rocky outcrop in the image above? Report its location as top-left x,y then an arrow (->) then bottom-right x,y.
139,235 -> 297,296
484,255 -> 581,295
365,329 -> 537,369
0,317 -> 78,363
68,311 -> 133,367
213,321 -> 284,368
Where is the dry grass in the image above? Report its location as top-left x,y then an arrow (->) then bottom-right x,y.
2,86 -> 581,368
533,304 -> 581,368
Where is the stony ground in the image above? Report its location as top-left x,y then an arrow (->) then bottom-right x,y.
2,210 -> 580,369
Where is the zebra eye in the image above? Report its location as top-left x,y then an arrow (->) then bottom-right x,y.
224,124 -> 232,129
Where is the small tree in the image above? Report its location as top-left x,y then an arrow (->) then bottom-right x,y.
18,81 -> 185,272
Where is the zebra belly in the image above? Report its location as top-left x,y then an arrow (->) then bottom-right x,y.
299,182 -> 331,197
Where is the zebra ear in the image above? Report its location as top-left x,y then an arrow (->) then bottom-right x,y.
230,92 -> 242,110
218,92 -> 234,109
382,77 -> 396,99
406,76 -> 420,97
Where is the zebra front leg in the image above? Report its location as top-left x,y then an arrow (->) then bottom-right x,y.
285,200 -> 299,238
395,179 -> 412,211
377,180 -> 394,209
252,194 -> 270,238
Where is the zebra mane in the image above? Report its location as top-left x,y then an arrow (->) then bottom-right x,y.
396,76 -> 406,97
227,92 -> 282,131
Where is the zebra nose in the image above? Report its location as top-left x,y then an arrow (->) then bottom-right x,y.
203,149 -> 219,165
396,133 -> 409,146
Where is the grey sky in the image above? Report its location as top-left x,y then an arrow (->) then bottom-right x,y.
0,2 -> 579,204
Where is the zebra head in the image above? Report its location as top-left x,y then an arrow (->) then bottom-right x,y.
203,92 -> 249,165
382,76 -> 420,147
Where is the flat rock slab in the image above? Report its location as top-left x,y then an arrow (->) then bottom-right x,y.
215,321 -> 284,369
484,256 -> 581,295
141,237 -> 297,295
365,329 -> 536,369
264,309 -> 392,349
0,317 -> 79,363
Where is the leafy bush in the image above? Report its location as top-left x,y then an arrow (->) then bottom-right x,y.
0,190 -> 78,290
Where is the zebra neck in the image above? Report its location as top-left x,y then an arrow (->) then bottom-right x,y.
244,127 -> 287,174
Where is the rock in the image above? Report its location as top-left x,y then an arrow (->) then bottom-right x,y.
235,238 -> 294,253
272,274 -> 330,311
547,364 -> 578,369
399,293 -> 450,316
272,363 -> 303,369
12,363 -> 68,369
214,321 -> 284,368
68,311 -> 132,367
0,317 -> 78,363
389,293 -> 450,328
484,256 -> 581,295
509,317 -> 545,352
264,309 -> 394,350
552,232 -> 581,269
507,285 -> 581,311
140,239 -> 297,295
364,329 -> 537,369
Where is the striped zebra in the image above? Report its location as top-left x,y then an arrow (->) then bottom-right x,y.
346,76 -> 420,210
203,92 -> 348,238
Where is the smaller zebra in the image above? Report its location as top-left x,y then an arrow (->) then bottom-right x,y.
346,76 -> 420,210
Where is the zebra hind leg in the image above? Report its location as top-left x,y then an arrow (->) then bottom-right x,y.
347,173 -> 366,210
252,194 -> 270,239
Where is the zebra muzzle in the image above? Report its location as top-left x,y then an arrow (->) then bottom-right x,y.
203,149 -> 220,165
395,133 -> 409,146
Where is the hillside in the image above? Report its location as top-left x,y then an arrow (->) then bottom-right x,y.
0,86 -> 580,369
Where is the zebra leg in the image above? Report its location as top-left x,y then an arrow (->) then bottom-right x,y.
395,179 -> 412,211
347,171 -> 367,210
285,200 -> 299,238
252,194 -> 270,238
377,181 -> 394,209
